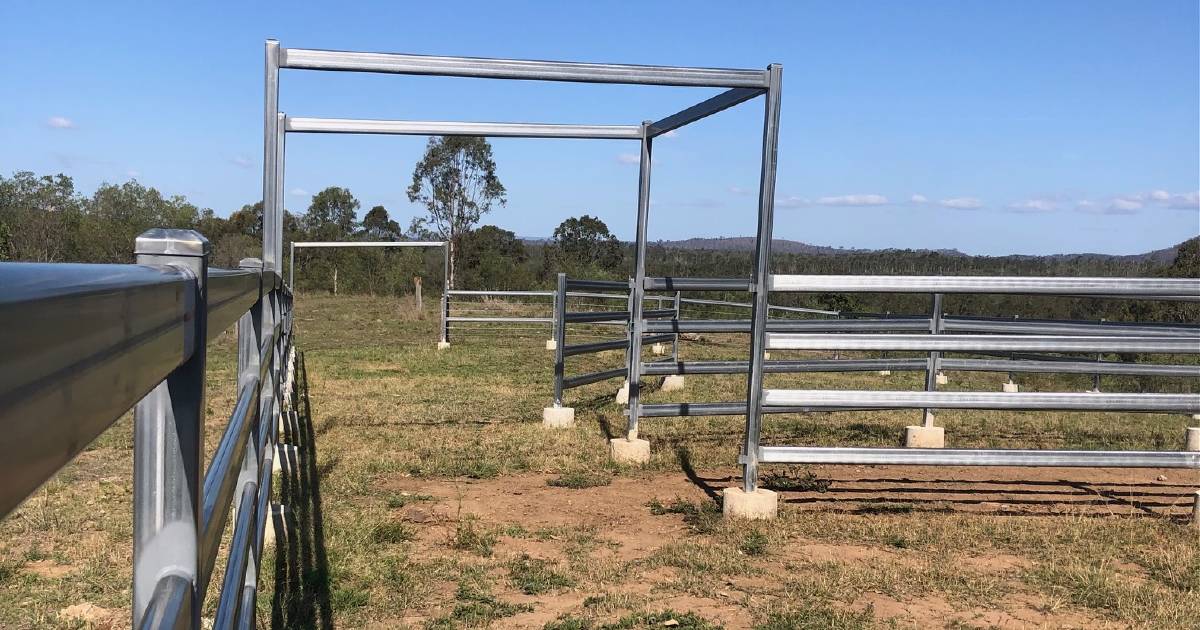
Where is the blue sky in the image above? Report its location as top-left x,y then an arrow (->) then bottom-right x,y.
1,1 -> 1197,256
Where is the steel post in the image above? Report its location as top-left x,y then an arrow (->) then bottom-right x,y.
132,229 -> 210,628
741,64 -> 783,494
625,121 -> 653,440
553,273 -> 567,406
262,40 -> 279,272
671,291 -> 682,363
923,293 -> 944,427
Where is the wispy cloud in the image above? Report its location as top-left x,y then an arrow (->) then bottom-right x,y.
729,186 -> 751,195
1006,198 -> 1059,213
910,194 -> 928,204
1168,191 -> 1199,210
230,155 -> 252,169
1073,190 -> 1199,215
939,197 -> 983,210
289,188 -> 310,197
776,195 -> 809,208
616,153 -> 640,165
46,116 -> 75,129
814,194 -> 888,207
1106,197 -> 1143,214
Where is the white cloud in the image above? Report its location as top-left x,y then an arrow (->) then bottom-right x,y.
1007,199 -> 1058,213
814,194 -> 888,207
1147,190 -> 1171,202
662,129 -> 679,138
46,116 -> 75,129
939,197 -> 983,210
616,153 -> 640,165
729,186 -> 750,195
230,155 -> 252,169
289,188 -> 310,197
775,195 -> 809,208
910,194 -> 928,204
1106,198 -> 1142,213
1167,191 -> 1199,210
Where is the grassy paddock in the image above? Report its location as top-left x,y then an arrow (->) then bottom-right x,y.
1,293 -> 1197,629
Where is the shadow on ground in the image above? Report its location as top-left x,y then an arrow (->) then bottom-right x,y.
272,351 -> 335,629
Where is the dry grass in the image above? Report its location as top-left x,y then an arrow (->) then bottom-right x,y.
1,293 -> 1197,629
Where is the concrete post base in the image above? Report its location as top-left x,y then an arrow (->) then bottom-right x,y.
935,372 -> 948,386
877,370 -> 892,376
1185,427 -> 1200,452
650,343 -> 666,355
545,339 -> 556,351
904,425 -> 945,448
609,438 -> 650,465
1193,414 -> 1200,422
263,504 -> 288,547
1003,381 -> 1019,393
615,381 -> 629,405
437,341 -> 450,350
542,406 -> 575,428
660,375 -> 685,392
763,352 -> 771,360
722,487 -> 778,520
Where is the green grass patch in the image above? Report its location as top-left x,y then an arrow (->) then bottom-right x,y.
508,553 -> 576,594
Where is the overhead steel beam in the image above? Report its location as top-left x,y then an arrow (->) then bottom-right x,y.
285,116 -> 642,140
648,87 -> 764,137
769,274 -> 1200,297
279,47 -> 770,88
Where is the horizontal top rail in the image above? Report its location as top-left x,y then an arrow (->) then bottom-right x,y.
644,277 -> 752,291
293,240 -> 445,248
565,278 -> 629,291
757,446 -> 1200,468
762,389 -> 1200,413
447,290 -> 555,297
769,274 -> 1200,297
279,46 -> 771,88
285,116 -> 643,140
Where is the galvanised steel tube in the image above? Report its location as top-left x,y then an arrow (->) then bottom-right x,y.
279,47 -> 771,88
563,367 -> 628,390
757,446 -> 1200,468
552,274 -> 567,407
132,230 -> 209,628
741,64 -> 784,494
565,278 -> 628,291
137,574 -> 192,630
643,318 -> 931,333
645,277 -> 752,291
943,318 -> 1200,337
638,402 -> 883,417
262,40 -> 279,272
938,358 -> 1200,377
206,269 -> 261,342
446,316 -> 554,324
286,116 -> 643,140
769,274 -> 1200,296
765,333 -> 1200,354
446,290 -> 555,297
563,338 -> 630,357
649,87 -> 764,137
0,262 -> 194,519
642,308 -> 676,319
923,293 -> 945,427
761,389 -> 1200,413
564,310 -> 631,323
641,358 -> 930,376
212,482 -> 257,628
625,121 -> 654,441
198,379 -> 259,598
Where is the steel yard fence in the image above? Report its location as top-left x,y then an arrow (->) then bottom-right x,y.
0,229 -> 296,628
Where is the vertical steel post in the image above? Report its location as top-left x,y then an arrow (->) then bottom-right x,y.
741,64 -> 783,494
274,112 -> 286,274
1092,319 -> 1105,392
132,229 -> 210,628
923,293 -> 944,427
553,273 -> 567,406
233,258 -> 264,626
262,40 -> 279,271
624,121 -> 654,440
671,290 -> 682,363
289,242 -> 294,289
440,294 -> 449,343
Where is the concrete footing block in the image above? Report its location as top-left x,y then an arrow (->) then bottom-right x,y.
437,341 -> 450,350
935,372 -> 948,386
542,406 -> 575,428
721,487 -> 778,520
1192,414 -> 1200,422
1186,427 -> 1200,452
763,352 -> 771,360
1003,381 -> 1019,393
877,370 -> 892,376
545,339 -> 556,351
650,343 -> 666,355
609,438 -> 650,465
660,375 -> 685,392
263,504 -> 288,547
615,381 -> 629,405
904,425 -> 945,448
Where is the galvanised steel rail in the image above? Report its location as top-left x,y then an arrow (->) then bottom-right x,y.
0,228 -> 296,629
739,274 -> 1200,498
549,274 -> 680,408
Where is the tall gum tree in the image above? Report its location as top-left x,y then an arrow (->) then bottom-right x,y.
406,136 -> 506,289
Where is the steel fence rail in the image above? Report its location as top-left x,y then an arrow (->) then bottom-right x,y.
768,274 -> 1200,297
761,389 -> 1200,413
0,229 -> 297,629
758,447 -> 1200,468
765,333 -> 1200,354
